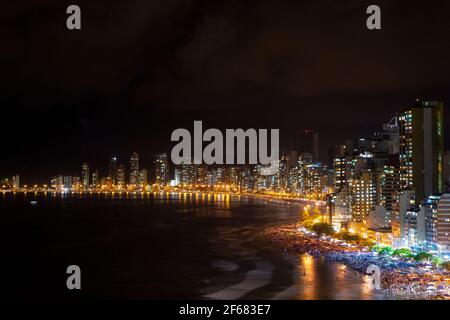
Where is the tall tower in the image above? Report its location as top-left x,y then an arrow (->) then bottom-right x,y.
333,156 -> 351,192
350,171 -> 377,222
398,101 -> 444,203
117,164 -> 126,187
436,193 -> 450,252
155,153 -> 169,186
108,157 -> 118,184
130,152 -> 139,185
139,169 -> 148,186
12,175 -> 20,190
81,163 -> 90,190
92,170 -> 99,187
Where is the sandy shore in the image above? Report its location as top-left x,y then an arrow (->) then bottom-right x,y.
265,222 -> 450,300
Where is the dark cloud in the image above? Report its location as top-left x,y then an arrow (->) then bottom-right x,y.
3,0 -> 450,102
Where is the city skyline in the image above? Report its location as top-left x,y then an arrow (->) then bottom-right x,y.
3,98 -> 450,256
2,99 -> 448,185
2,1 -> 450,301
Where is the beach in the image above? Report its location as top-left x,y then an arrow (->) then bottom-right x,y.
266,222 -> 450,300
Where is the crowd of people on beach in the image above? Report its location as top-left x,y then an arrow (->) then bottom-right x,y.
266,223 -> 450,300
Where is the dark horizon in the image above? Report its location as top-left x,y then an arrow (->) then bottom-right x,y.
2,0 -> 450,183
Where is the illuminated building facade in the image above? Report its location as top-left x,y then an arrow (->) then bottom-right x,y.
287,165 -> 302,194
328,189 -> 352,230
404,206 -> 422,247
195,165 -> 208,186
333,156 -> 350,192
399,101 -> 444,204
155,153 -> 169,186
63,176 -> 72,191
379,160 -> 401,213
129,153 -> 139,185
108,157 -> 118,185
81,163 -> 89,190
304,163 -> 326,197
181,162 -> 195,186
423,195 -> 440,248
92,170 -> 99,187
12,175 -> 20,190
117,165 -> 126,187
350,171 -> 377,222
139,169 -> 148,186
368,205 -> 391,230
436,193 -> 450,253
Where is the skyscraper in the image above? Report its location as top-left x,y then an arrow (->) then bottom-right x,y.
398,101 -> 444,204
92,170 -> 99,187
181,162 -> 195,186
174,169 -> 181,186
436,193 -> 450,253
350,171 -> 377,222
108,157 -> 118,185
423,195 -> 440,248
379,157 -> 401,213
130,152 -> 139,185
333,156 -> 350,192
63,176 -> 72,191
81,163 -> 89,190
117,164 -> 126,187
196,165 -> 208,186
155,153 -> 169,186
139,169 -> 148,186
12,175 -> 20,190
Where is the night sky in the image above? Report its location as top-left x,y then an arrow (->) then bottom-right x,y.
2,0 -> 450,183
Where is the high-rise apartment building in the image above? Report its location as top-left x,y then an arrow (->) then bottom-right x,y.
436,193 -> 450,253
63,176 -> 72,191
108,157 -> 118,185
139,169 -> 148,186
12,175 -> 20,190
117,164 -> 126,186
129,152 -> 139,185
92,170 -> 99,187
81,163 -> 89,190
333,156 -> 351,192
350,171 -> 377,222
398,101 -> 444,204
155,153 -> 169,186
379,158 -> 401,213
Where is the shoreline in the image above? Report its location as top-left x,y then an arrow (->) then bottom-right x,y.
265,222 -> 450,300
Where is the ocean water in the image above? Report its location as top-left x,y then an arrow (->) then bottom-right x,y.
0,192 -> 386,299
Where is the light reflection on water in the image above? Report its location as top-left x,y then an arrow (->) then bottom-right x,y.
1,192 -> 387,299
